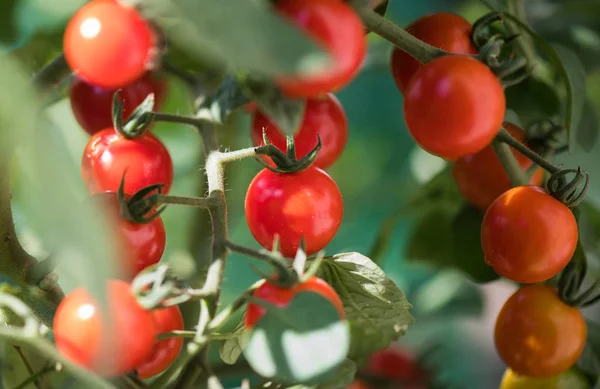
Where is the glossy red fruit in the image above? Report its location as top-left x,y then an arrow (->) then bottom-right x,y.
245,276 -> 344,329
481,186 -> 578,283
54,280 -> 156,376
251,93 -> 348,169
403,56 -> 505,160
275,0 -> 366,98
64,0 -> 157,89
81,128 -> 173,195
363,346 -> 426,382
137,306 -> 184,379
495,285 -> 587,378
70,73 -> 165,136
245,167 -> 343,258
452,122 -> 544,212
391,13 -> 477,94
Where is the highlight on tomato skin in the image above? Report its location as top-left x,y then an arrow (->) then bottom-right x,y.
390,12 -> 477,95
452,122 -> 544,212
245,276 -> 345,329
481,186 -> 578,284
251,93 -> 348,170
273,0 -> 367,99
494,284 -> 587,378
53,280 -> 157,377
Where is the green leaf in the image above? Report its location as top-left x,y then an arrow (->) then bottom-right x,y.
197,75 -> 250,124
311,253 -> 414,360
577,319 -> 600,377
139,0 -> 331,78
505,76 -> 561,127
218,317 -> 249,365
574,201 -> 600,271
576,100 -> 600,152
242,77 -> 306,136
243,291 -> 350,385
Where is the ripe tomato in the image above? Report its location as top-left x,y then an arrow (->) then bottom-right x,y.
499,368 -> 591,389
251,93 -> 348,170
403,56 -> 505,160
481,186 -> 577,283
70,73 -> 165,136
362,345 -> 426,382
452,122 -> 544,212
95,192 -> 166,279
136,306 -> 184,379
54,280 -> 156,376
64,0 -> 157,89
274,0 -> 366,98
390,13 -> 477,95
81,128 -> 173,195
494,285 -> 587,378
245,276 -> 344,328
244,167 -> 343,258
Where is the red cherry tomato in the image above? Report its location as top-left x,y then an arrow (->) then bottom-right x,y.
274,0 -> 366,98
403,56 -> 505,160
246,276 -> 344,328
81,128 -> 173,195
251,93 -> 348,170
452,122 -> 544,212
64,0 -> 157,89
245,167 -> 343,258
494,284 -> 587,378
96,192 -> 166,279
53,280 -> 156,377
390,13 -> 477,95
481,186 -> 578,283
70,73 -> 165,136
136,306 -> 184,379
363,346 -> 426,382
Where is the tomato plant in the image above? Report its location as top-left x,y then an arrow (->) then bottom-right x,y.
361,345 -> 427,382
136,306 -> 184,379
63,0 -> 158,89
70,73 -> 165,136
245,276 -> 344,328
481,186 -> 578,283
403,56 -> 506,160
452,122 -> 544,212
494,285 -> 587,378
53,280 -> 156,377
81,128 -> 174,195
244,166 -> 343,258
390,13 -> 477,95
251,93 -> 348,170
274,0 -> 366,98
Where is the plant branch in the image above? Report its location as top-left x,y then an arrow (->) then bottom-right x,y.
505,0 -> 538,66
354,6 -> 446,64
32,53 -> 71,91
223,240 -> 291,277
491,139 -> 528,186
13,362 -> 58,389
495,127 -> 561,174
153,194 -> 219,208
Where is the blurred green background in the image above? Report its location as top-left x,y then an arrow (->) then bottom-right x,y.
3,0 -> 600,388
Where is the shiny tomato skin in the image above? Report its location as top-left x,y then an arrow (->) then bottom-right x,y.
245,276 -> 344,329
251,93 -> 348,169
64,0 -> 157,89
391,13 -> 477,95
275,0 -> 366,98
53,280 -> 156,377
403,56 -> 505,160
81,128 -> 173,195
244,167 -> 343,258
136,306 -> 184,379
481,186 -> 577,283
70,73 -> 165,136
495,285 -> 587,378
452,122 -> 544,212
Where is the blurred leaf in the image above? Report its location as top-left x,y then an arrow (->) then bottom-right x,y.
139,0 -> 331,77
576,100 -> 600,152
574,201 -> 600,270
504,109 -> 524,128
505,76 -> 561,128
312,252 -> 414,360
0,0 -> 18,46
218,318 -> 248,365
243,77 -> 306,136
243,292 -> 350,385
197,74 -> 250,124
577,319 -> 600,377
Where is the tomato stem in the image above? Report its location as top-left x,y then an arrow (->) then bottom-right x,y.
495,127 -> 561,174
505,0 -> 539,66
491,138 -> 528,186
355,6 -> 446,64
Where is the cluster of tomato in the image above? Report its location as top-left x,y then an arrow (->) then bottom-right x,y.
392,12 -> 586,385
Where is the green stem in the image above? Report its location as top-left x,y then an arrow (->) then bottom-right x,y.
495,128 -> 561,174
505,0 -> 538,65
32,54 -> 70,91
354,6 -> 446,63
155,194 -> 219,208
223,240 -> 291,277
13,363 -> 56,389
491,139 -> 528,186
